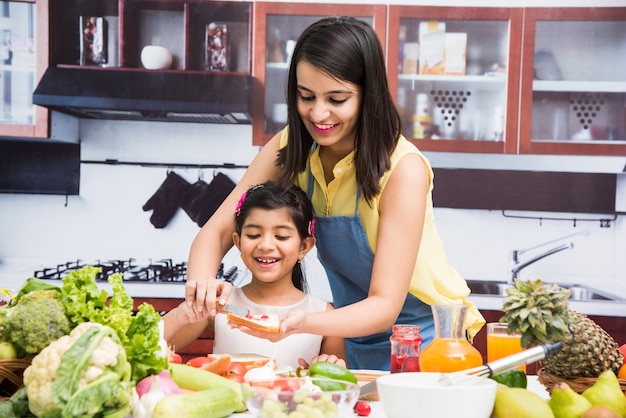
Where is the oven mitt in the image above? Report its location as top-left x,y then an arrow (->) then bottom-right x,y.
181,172 -> 236,227
180,179 -> 209,224
142,171 -> 192,228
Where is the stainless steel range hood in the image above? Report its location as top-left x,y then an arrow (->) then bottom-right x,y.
33,67 -> 253,124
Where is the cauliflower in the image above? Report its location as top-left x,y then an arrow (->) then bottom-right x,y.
5,289 -> 71,357
23,322 -> 132,418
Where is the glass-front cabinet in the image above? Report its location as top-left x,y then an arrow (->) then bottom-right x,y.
0,0 -> 48,138
387,7 -> 523,154
519,8 -> 626,156
52,0 -> 251,73
252,2 -> 387,146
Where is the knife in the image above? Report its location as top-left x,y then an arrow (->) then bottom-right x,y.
359,379 -> 379,401
220,303 -> 249,317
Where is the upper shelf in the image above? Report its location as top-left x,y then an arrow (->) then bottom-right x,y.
51,0 -> 252,73
533,80 -> 626,93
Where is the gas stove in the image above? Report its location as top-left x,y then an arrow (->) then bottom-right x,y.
33,259 -> 238,284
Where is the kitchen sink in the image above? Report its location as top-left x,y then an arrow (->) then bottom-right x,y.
465,280 -> 623,301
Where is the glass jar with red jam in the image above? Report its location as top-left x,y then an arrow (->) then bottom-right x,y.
389,324 -> 422,373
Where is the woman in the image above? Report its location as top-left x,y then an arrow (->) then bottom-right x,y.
185,16 -> 484,370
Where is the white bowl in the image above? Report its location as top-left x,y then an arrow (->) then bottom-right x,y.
140,45 -> 173,70
377,372 -> 497,418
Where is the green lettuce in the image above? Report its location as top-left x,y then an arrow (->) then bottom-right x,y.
60,266 -> 167,382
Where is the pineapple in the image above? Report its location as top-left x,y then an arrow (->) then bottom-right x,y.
500,279 -> 623,378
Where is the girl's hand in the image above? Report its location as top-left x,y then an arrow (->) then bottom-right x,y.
227,323 -> 288,342
298,354 -> 347,369
185,278 -> 233,316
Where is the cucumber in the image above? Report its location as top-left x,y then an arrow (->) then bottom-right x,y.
169,363 -> 246,412
153,387 -> 238,418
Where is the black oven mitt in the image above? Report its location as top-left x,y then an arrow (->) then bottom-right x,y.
142,171 -> 191,228
181,172 -> 236,227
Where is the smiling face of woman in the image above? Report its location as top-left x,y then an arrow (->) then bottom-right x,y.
296,60 -> 362,156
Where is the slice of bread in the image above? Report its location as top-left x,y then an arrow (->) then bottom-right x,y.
209,353 -> 274,369
226,312 -> 281,333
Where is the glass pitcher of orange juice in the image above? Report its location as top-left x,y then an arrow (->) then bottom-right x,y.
487,322 -> 526,372
419,304 -> 483,373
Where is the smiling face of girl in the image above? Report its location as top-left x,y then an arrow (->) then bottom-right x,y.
233,207 -> 311,287
296,60 -> 362,157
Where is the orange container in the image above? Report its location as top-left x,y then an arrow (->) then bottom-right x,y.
419,337 -> 483,373
486,322 -> 526,372
419,304 -> 483,373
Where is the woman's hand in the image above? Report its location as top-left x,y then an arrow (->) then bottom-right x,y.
185,278 -> 233,316
175,301 -> 212,323
298,354 -> 347,369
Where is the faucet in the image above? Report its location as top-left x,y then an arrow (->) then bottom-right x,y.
509,230 -> 590,284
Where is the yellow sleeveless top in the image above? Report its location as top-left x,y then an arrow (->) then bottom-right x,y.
280,129 -> 485,338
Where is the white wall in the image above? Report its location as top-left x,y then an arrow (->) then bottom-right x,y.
1,0 -> 624,299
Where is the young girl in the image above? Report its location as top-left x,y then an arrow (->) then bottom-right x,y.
164,181 -> 346,369
185,16 -> 484,370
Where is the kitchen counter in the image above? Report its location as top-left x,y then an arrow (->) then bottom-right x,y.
468,293 -> 626,317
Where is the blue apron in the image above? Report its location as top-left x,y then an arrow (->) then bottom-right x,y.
307,169 -> 434,370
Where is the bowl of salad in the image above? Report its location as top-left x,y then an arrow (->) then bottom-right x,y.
244,376 -> 360,418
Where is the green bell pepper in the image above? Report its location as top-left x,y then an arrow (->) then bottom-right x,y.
491,369 -> 528,388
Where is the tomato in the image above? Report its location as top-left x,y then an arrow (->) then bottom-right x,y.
354,401 -> 371,416
228,361 -> 248,377
169,352 -> 182,364
226,373 -> 245,383
619,344 -> 626,359
272,378 -> 302,392
186,356 -> 213,369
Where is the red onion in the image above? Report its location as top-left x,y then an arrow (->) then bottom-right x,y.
135,370 -> 181,398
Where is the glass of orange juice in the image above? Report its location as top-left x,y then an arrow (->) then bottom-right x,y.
486,322 -> 525,372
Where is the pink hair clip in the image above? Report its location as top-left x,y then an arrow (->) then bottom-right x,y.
235,192 -> 247,216
308,218 -> 316,237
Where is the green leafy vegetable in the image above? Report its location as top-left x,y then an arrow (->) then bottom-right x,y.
59,266 -> 167,382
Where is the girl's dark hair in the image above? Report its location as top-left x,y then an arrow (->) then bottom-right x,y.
276,16 -> 402,203
234,181 -> 314,291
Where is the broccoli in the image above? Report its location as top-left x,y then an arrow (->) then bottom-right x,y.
5,289 -> 71,357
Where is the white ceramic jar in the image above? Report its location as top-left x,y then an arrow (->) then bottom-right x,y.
140,45 -> 173,70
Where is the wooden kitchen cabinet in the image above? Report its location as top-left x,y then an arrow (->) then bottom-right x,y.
518,7 -> 626,156
387,6 -> 523,154
387,6 -> 626,157
0,0 -> 49,138
252,2 -> 387,146
50,0 -> 251,73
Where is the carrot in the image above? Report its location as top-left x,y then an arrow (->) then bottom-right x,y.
201,354 -> 231,376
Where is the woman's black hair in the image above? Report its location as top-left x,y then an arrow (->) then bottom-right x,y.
234,181 -> 314,292
276,16 -> 402,203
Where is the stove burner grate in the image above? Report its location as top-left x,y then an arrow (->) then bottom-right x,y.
33,259 -> 238,284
